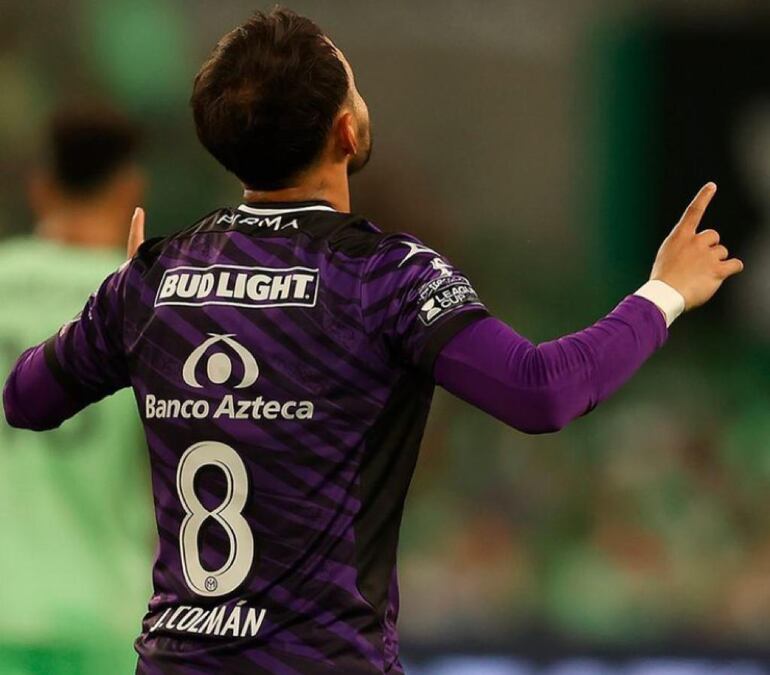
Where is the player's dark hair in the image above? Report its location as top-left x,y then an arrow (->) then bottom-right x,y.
191,8 -> 349,190
47,103 -> 140,196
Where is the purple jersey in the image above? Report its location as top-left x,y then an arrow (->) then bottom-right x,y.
42,201 -> 488,674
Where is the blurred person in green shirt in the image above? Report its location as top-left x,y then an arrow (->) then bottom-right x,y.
0,104 -> 153,675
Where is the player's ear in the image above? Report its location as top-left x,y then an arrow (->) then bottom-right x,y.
334,110 -> 358,160
27,169 -> 57,220
108,165 -> 146,215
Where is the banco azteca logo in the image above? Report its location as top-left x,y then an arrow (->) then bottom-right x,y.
182,334 -> 259,389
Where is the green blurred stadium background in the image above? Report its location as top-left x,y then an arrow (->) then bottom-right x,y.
2,1 -> 770,673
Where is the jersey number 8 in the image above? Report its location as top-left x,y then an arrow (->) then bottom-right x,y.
176,441 -> 254,597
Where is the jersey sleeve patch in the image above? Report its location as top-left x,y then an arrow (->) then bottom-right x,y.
416,272 -> 482,326
362,234 -> 489,373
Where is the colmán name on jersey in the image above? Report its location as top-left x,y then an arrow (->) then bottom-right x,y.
155,264 -> 319,309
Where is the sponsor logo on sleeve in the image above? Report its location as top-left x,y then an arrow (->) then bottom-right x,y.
155,265 -> 319,309
430,257 -> 452,277
416,274 -> 482,326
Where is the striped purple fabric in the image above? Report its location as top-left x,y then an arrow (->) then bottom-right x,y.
36,201 -> 488,674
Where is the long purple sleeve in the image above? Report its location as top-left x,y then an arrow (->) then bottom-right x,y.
434,295 -> 668,434
2,344 -> 85,430
3,265 -> 130,431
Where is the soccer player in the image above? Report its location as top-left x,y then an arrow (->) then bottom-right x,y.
3,9 -> 743,675
0,104 -> 153,673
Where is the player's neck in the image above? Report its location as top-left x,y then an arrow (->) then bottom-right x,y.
242,165 -> 351,212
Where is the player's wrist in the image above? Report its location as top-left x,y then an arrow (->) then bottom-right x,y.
634,279 -> 685,328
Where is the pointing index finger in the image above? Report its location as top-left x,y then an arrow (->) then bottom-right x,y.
127,207 -> 145,260
677,182 -> 717,234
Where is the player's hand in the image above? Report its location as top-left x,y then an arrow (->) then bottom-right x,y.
649,182 -> 744,310
127,207 -> 145,260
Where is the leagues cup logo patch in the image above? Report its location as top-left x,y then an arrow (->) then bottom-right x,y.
182,334 -> 258,389
417,274 -> 481,326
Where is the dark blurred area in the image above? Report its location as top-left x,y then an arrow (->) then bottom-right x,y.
2,1 -> 770,673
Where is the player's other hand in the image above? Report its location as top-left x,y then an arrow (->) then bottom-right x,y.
649,182 -> 743,311
127,207 -> 145,260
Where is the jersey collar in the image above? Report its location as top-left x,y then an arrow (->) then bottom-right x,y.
237,200 -> 337,216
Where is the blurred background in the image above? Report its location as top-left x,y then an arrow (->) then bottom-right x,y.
2,1 -> 770,673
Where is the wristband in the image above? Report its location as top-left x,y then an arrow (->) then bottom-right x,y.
634,280 -> 685,328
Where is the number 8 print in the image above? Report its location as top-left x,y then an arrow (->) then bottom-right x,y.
176,441 -> 254,596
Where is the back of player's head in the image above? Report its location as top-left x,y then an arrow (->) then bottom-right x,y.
47,103 -> 141,197
191,8 -> 350,191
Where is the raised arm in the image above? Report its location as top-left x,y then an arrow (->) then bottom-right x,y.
435,297 -> 666,433
3,261 -> 133,431
435,183 -> 743,433
3,209 -> 145,431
